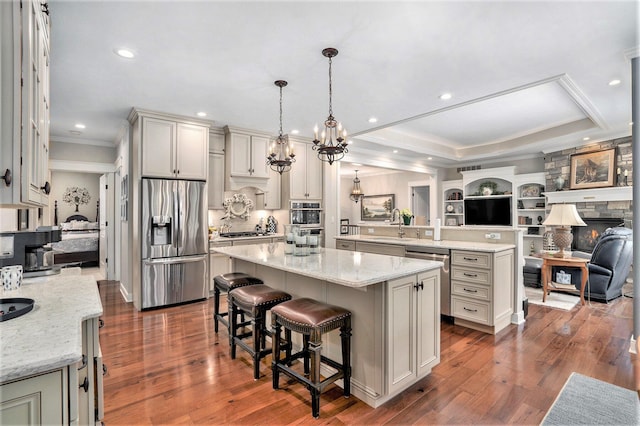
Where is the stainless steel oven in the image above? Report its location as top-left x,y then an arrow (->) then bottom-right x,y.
289,201 -> 323,228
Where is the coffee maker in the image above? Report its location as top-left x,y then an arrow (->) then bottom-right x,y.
0,228 -> 62,277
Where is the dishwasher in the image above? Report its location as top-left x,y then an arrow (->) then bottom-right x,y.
405,246 -> 451,319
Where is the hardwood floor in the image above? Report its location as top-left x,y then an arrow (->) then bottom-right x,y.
98,281 -> 635,424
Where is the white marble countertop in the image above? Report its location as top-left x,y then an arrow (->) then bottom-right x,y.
334,235 -> 515,252
0,274 -> 103,383
212,243 -> 441,288
209,233 -> 284,245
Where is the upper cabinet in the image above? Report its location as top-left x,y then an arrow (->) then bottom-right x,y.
129,109 -> 211,181
208,128 -> 225,209
224,126 -> 269,179
0,1 -> 51,206
282,140 -> 323,201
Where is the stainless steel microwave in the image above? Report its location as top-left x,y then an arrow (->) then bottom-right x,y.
290,201 -> 322,227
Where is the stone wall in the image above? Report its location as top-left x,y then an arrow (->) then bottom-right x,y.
544,136 -> 633,224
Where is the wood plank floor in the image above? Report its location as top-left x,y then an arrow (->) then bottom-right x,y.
98,281 -> 635,424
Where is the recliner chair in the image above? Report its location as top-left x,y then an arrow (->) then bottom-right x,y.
577,227 -> 633,302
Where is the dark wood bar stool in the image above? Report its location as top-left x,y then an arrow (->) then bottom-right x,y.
213,272 -> 263,333
228,284 -> 292,380
270,298 -> 352,418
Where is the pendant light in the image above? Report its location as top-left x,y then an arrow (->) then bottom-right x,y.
312,47 -> 349,165
349,169 -> 364,203
267,80 -> 295,174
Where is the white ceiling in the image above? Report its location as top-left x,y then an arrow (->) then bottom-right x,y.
49,1 -> 638,172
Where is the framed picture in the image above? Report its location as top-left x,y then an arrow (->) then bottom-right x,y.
340,219 -> 349,235
17,209 -> 29,230
569,148 -> 616,190
361,194 -> 395,221
520,184 -> 540,198
445,218 -> 458,226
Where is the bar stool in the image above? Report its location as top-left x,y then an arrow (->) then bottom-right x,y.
270,298 -> 352,418
213,272 -> 263,333
228,284 -> 292,380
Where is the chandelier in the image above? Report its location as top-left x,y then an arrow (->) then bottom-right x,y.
312,47 -> 348,165
267,80 -> 295,174
349,170 -> 364,203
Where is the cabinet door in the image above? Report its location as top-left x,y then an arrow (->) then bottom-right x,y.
305,147 -> 323,199
208,153 -> 224,209
142,118 -> 175,178
249,135 -> 269,178
416,271 -> 439,376
264,167 -> 281,209
176,123 -> 208,180
228,133 -> 252,177
209,252 -> 232,291
289,141 -> 308,199
387,275 -> 416,394
0,370 -> 65,425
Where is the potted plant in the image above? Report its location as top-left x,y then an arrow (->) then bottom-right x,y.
400,208 -> 413,225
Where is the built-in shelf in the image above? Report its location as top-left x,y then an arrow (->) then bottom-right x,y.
546,186 -> 632,204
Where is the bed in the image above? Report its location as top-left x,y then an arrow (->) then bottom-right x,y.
52,201 -> 100,267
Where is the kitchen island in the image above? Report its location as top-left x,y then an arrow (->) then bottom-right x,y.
0,273 -> 103,424
212,243 -> 442,407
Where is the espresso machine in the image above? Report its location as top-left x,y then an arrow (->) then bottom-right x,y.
0,228 -> 62,277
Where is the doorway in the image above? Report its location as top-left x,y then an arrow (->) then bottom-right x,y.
411,185 -> 430,225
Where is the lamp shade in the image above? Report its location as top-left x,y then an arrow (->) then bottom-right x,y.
543,204 -> 586,226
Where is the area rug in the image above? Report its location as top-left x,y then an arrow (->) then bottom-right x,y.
542,372 -> 639,425
525,286 -> 579,311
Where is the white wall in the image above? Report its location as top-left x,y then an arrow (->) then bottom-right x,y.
50,140 -> 117,163
50,171 -> 101,224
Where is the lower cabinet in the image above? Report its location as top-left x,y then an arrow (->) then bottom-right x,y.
336,240 -> 355,251
0,317 -> 103,425
209,242 -> 232,292
387,270 -> 440,395
355,241 -> 405,257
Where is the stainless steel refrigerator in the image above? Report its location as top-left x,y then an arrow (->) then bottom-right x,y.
141,178 -> 208,309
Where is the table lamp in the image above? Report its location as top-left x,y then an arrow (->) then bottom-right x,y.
542,203 -> 586,258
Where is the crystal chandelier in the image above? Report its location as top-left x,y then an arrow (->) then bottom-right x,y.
267,80 -> 295,174
312,48 -> 348,165
349,170 -> 364,203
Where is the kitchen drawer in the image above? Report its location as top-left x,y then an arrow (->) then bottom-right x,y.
451,250 -> 491,269
452,296 -> 490,325
336,240 -> 356,251
451,266 -> 490,286
451,281 -> 490,301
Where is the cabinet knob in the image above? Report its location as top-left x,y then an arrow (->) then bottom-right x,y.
41,2 -> 50,15
77,354 -> 87,370
79,376 -> 89,392
41,181 -> 51,194
0,169 -> 11,186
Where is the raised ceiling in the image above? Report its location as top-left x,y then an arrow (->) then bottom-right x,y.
49,1 -> 638,171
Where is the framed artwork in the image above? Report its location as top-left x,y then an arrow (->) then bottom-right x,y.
520,184 -> 541,198
569,148 -> 616,190
340,219 -> 349,235
361,194 -> 395,221
17,209 -> 29,230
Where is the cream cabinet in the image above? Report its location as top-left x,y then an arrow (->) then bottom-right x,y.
0,0 -> 51,206
450,249 -> 514,334
387,270 -> 440,395
282,140 -> 323,201
336,239 -> 356,251
442,180 -> 464,226
209,241 -> 232,292
224,127 -> 270,178
208,128 -> 225,209
140,117 -> 209,180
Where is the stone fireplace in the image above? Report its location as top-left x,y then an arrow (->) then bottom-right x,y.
572,217 -> 624,253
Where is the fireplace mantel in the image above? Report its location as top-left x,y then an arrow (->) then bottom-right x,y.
546,186 -> 632,204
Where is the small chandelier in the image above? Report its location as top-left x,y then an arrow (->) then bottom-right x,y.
312,47 -> 348,165
349,170 -> 364,203
267,80 -> 295,174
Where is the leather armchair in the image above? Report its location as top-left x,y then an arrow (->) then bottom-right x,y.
577,227 -> 633,302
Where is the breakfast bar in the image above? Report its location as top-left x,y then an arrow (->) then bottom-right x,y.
212,243 -> 442,407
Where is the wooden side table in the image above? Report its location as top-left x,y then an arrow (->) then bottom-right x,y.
541,255 -> 589,306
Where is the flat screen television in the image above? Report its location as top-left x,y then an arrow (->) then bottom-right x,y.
464,197 -> 512,226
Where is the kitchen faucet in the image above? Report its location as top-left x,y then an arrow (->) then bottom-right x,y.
391,208 -> 405,238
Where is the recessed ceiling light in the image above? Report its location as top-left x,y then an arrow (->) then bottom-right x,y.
75,123 -> 86,129
291,129 -> 299,134
582,137 -> 590,141
352,163 -> 362,166
115,48 -> 135,59
347,140 -> 353,145
630,122 -> 634,126
428,157 -> 433,160
368,117 -> 378,123
439,93 -> 452,100
196,112 -> 207,117
609,79 -> 621,86
393,149 -> 398,154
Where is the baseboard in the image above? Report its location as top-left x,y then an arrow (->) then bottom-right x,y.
630,336 -> 637,355
120,282 -> 133,303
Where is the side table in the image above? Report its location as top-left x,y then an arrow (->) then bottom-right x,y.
541,255 -> 589,306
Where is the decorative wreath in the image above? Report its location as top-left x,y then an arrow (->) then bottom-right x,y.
221,193 -> 254,220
